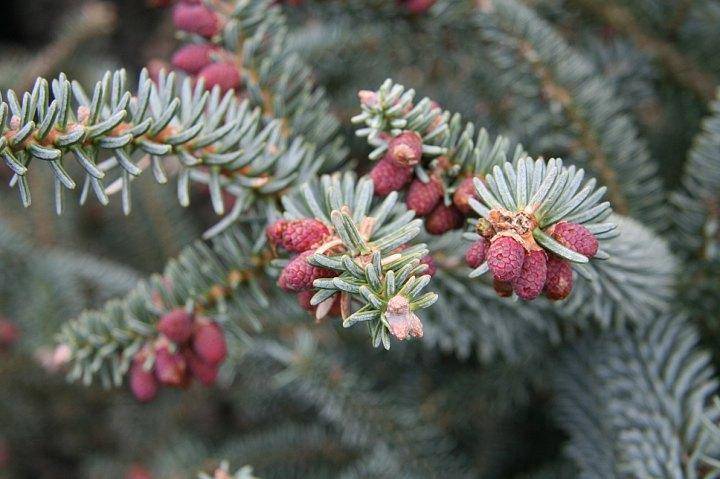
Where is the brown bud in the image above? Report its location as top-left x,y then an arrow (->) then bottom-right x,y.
358,90 -> 378,108
387,131 -> 423,167
386,295 -> 423,340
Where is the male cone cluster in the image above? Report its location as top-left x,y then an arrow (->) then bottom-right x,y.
129,309 -> 228,402
267,218 -> 331,253
169,1 -> 242,92
278,250 -> 336,292
465,220 -> 598,301
369,131 -> 481,236
267,218 -> 341,318
267,217 -> 437,324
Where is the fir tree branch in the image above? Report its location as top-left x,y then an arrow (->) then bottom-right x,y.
0,69 -> 331,237
353,79 -> 674,358
57,224 -> 276,388
179,0 -> 347,168
553,314 -> 720,478
672,89 -> 720,259
353,77 -> 676,354
258,331 -> 473,478
480,0 -> 668,228
2,0 -> 348,238
569,0 -> 717,103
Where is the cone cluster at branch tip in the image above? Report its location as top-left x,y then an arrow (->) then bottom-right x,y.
369,130 -> 481,236
266,171 -> 438,347
355,84 -> 612,301
130,309 -> 227,403
268,220 -> 342,319
268,214 -> 437,329
461,156 -> 614,301
465,218 -> 598,301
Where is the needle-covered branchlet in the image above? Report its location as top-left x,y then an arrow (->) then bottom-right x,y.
464,157 -> 616,301
268,172 -> 437,349
0,69 -> 327,237
127,309 -> 228,402
353,79 -> 526,236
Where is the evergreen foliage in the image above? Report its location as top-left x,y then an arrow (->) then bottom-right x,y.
673,90 -> 720,258
1,0 -> 719,476
554,314 -> 720,478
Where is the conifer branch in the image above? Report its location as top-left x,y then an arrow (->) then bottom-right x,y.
57,224 -> 275,388
270,172 -> 437,349
352,78 -> 674,356
259,331 -> 472,477
0,69 -> 331,236
4,0 -> 720,476
481,0 -> 668,229
553,314 -> 720,477
175,0 -> 347,168
672,89 -> 720,258
569,0 -> 717,103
